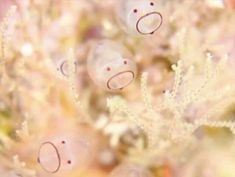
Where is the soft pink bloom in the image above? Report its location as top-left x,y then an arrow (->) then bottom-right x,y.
225,0 -> 235,9
0,0 -> 17,21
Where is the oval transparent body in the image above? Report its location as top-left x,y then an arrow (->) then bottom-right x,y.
38,134 -> 91,174
116,0 -> 163,35
87,40 -> 137,91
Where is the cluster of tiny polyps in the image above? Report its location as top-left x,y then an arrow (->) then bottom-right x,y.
1,0 -> 235,177
107,53 -> 235,150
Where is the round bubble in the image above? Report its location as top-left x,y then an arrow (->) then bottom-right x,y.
116,0 -> 163,35
87,40 -> 137,91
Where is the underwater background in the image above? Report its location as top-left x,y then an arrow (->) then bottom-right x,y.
0,0 -> 235,176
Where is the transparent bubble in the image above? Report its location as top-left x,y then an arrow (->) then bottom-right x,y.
38,142 -> 61,173
116,0 -> 163,35
87,40 -> 137,91
37,135 -> 92,174
55,59 -> 78,79
109,163 -> 154,177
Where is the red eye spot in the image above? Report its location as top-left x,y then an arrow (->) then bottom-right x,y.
67,160 -> 71,164
124,61 -> 127,65
133,9 -> 138,13
107,67 -> 111,71
61,141 -> 66,144
150,2 -> 154,6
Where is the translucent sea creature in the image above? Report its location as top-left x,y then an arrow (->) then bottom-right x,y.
109,163 -> 154,177
116,0 -> 163,35
37,135 -> 90,173
56,59 -> 78,79
87,40 -> 137,91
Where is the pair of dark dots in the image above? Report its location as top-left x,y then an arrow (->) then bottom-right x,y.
133,2 -> 154,13
61,141 -> 72,165
106,61 -> 127,71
